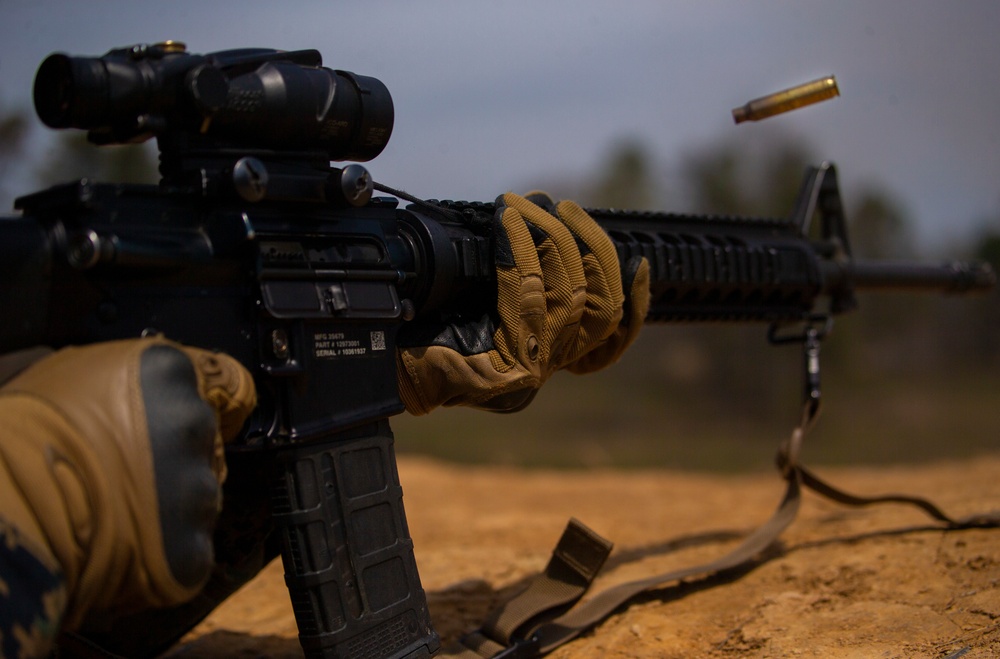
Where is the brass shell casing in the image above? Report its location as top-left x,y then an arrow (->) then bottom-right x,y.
732,76 -> 839,124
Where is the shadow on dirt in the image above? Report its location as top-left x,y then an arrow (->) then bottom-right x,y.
166,520 -> 983,657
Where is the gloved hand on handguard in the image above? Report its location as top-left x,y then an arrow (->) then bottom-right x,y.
397,192 -> 650,415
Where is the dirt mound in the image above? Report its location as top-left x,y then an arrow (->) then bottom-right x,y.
169,455 -> 1000,658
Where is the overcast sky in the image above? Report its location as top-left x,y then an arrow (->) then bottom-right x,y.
1,1 -> 998,250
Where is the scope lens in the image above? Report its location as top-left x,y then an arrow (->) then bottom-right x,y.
33,53 -> 112,130
33,54 -> 76,128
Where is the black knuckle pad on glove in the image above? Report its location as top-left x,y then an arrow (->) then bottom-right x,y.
140,344 -> 219,588
492,197 -> 518,269
523,191 -> 557,214
621,256 -> 646,322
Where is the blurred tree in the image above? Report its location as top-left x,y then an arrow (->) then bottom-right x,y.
970,229 -> 1000,363
975,230 -> 1000,268
34,132 -> 158,188
588,139 -> 656,210
842,188 -> 918,362
931,227 -> 1000,368
680,136 -> 813,217
761,141 -> 816,218
0,103 -> 31,209
848,190 -> 913,259
680,144 -> 748,215
0,110 -> 28,163
2,120 -> 158,209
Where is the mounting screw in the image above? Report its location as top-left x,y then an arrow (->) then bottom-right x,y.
233,157 -> 269,202
271,329 -> 290,360
338,164 -> 373,207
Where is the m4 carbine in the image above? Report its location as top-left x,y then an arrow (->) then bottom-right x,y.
0,43 -> 993,659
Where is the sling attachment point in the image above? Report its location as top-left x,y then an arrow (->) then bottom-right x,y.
769,315 -> 829,475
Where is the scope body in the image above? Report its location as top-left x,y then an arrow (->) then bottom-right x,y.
33,44 -> 394,163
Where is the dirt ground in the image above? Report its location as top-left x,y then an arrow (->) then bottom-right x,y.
167,454 -> 1000,658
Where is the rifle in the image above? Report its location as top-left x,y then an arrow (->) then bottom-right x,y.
0,43 -> 993,659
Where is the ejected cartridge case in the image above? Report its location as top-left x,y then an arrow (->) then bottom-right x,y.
732,76 -> 840,124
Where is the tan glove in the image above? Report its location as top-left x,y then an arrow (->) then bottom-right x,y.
0,337 -> 255,647
397,192 -> 649,415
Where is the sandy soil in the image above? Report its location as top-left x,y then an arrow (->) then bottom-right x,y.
167,455 -> 1000,658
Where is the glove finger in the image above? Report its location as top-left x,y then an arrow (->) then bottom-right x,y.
502,192 -> 586,294
568,256 -> 650,374
179,347 -> 256,444
178,347 -> 256,492
555,199 -> 622,298
500,192 -> 587,366
553,200 -> 625,364
624,255 -> 652,329
491,204 -> 547,372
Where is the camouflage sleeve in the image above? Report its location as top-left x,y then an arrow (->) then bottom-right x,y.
0,518 -> 67,659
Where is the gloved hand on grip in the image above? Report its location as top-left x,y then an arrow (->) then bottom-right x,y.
397,192 -> 650,415
0,337 -> 255,657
